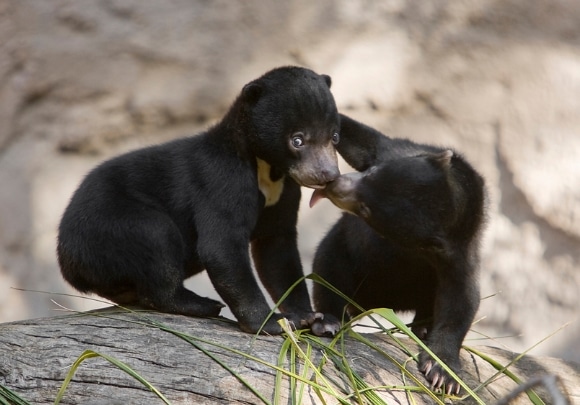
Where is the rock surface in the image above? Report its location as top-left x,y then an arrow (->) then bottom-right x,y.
0,0 -> 578,362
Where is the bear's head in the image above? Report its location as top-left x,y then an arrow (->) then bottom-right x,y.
241,66 -> 340,189
310,150 -> 457,247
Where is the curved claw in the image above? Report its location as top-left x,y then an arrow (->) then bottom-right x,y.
421,360 -> 433,376
300,312 -> 324,327
314,312 -> 324,321
430,373 -> 441,389
445,382 -> 461,396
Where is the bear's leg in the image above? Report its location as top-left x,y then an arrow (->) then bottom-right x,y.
252,234 -> 319,324
120,211 -> 224,317
195,224 -> 287,335
311,226 -> 357,336
137,281 -> 224,318
310,284 -> 346,338
418,255 -> 480,395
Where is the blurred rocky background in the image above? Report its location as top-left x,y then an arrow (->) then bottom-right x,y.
1,0 -> 578,361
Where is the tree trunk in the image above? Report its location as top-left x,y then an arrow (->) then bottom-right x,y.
0,309 -> 577,404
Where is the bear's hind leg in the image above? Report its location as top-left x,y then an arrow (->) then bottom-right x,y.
123,212 -> 224,318
100,287 -> 223,317
137,281 -> 224,318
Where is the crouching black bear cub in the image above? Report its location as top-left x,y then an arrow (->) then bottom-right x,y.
310,114 -> 486,394
57,66 -> 342,335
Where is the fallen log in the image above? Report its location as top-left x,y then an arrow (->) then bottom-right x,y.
0,309 -> 577,404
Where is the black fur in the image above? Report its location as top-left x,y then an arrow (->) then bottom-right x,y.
311,114 -> 486,393
57,66 -> 342,335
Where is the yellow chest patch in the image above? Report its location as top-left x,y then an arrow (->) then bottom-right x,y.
257,158 -> 285,207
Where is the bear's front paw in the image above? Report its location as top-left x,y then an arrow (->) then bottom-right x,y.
418,352 -> 461,395
274,311 -> 320,331
282,311 -> 341,337
310,313 -> 341,337
238,313 -> 285,335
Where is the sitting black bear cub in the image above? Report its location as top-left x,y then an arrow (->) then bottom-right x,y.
310,114 -> 486,394
58,66 -> 342,335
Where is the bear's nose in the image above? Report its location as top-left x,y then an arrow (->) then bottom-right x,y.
319,166 -> 340,184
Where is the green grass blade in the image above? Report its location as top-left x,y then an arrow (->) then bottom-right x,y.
0,384 -> 32,405
54,349 -> 171,405
55,350 -> 98,405
274,335 -> 292,405
464,347 -> 545,405
296,337 -> 312,405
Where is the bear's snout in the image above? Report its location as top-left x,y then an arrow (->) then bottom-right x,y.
316,166 -> 341,185
288,143 -> 340,189
309,171 -> 363,210
290,163 -> 339,189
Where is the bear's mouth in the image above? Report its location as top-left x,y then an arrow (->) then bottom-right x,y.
308,171 -> 363,210
291,177 -> 329,190
287,162 -> 339,191
308,183 -> 327,190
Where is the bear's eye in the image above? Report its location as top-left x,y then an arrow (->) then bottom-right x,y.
332,132 -> 340,145
291,134 -> 304,149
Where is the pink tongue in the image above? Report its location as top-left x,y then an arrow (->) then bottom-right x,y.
309,188 -> 327,208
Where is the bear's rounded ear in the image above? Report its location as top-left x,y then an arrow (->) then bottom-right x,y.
431,150 -> 453,169
321,74 -> 332,88
359,202 -> 371,220
242,82 -> 262,104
